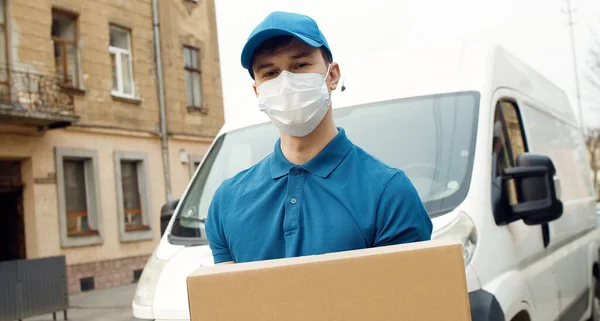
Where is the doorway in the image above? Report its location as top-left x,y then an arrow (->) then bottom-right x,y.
0,160 -> 26,261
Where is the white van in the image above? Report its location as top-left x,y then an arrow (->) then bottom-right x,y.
132,41 -> 600,321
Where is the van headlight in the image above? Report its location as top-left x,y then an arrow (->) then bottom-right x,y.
432,212 -> 478,266
133,252 -> 167,307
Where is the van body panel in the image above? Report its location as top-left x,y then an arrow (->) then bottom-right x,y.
152,245 -> 212,320
517,97 -> 595,316
465,265 -> 482,292
480,269 -> 537,320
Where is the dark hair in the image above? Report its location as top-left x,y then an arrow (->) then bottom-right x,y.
250,35 -> 332,77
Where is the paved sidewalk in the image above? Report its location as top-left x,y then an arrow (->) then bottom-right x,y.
24,284 -> 136,321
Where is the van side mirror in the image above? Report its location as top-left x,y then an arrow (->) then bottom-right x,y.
493,153 -> 563,225
160,199 -> 179,236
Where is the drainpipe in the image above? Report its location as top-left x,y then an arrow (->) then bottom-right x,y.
152,0 -> 172,201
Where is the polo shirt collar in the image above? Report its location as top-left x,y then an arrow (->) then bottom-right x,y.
270,127 -> 353,179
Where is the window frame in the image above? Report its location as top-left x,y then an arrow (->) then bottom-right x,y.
52,9 -> 80,89
113,151 -> 153,242
55,147 -> 103,248
109,25 -> 135,99
183,45 -> 203,110
0,0 -> 10,97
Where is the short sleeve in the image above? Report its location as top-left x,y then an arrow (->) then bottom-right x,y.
374,171 -> 433,247
205,184 -> 233,263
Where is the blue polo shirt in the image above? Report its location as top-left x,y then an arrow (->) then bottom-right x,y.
205,128 -> 432,264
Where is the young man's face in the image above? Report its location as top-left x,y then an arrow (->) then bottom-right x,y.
252,38 -> 340,94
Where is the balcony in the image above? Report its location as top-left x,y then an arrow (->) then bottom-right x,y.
0,68 -> 79,130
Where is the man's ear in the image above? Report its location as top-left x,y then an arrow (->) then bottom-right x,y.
253,82 -> 258,98
327,62 -> 341,91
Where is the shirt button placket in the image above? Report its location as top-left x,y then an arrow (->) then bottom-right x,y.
283,166 -> 305,237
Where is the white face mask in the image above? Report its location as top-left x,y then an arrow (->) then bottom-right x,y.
257,66 -> 331,137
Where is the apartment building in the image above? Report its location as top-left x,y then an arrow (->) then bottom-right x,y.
0,0 -> 224,294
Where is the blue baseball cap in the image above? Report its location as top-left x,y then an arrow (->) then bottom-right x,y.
241,11 -> 333,76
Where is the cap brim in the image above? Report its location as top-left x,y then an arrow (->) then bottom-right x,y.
241,28 -> 322,71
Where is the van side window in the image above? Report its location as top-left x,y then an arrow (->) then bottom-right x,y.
492,101 -> 527,204
492,109 -> 511,177
501,102 -> 527,164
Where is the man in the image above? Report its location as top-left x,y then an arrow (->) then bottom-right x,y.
205,11 -> 432,264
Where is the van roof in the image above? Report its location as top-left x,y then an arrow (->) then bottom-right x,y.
222,41 -> 575,134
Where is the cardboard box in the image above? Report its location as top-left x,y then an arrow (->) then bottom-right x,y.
187,240 -> 471,321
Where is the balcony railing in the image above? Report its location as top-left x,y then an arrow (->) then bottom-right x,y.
0,68 -> 78,128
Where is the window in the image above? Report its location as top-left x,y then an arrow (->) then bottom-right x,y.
64,160 -> 94,236
170,92 -> 480,240
109,26 -> 134,97
121,161 -> 144,231
56,148 -> 103,247
502,102 -> 526,163
183,46 -> 202,109
492,101 -> 527,204
52,11 -> 79,88
114,152 -> 153,242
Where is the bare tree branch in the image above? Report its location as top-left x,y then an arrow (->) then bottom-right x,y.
582,14 -> 600,132
585,128 -> 600,200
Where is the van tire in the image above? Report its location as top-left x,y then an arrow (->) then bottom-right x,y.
590,275 -> 600,321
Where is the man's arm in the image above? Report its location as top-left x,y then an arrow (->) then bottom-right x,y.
205,185 -> 235,264
373,171 -> 433,247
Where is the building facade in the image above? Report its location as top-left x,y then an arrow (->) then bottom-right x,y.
0,0 -> 223,294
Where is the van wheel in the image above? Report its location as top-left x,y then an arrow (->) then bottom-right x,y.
591,275 -> 600,321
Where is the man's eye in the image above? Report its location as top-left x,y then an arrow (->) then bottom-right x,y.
293,63 -> 309,70
263,70 -> 278,78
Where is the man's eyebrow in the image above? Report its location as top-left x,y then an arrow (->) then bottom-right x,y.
253,51 -> 311,73
291,51 -> 311,60
254,62 -> 274,73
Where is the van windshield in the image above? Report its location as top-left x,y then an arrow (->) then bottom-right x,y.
170,92 -> 479,240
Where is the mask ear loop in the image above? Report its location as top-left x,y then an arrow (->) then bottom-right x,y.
324,64 -> 332,82
324,64 -> 333,105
